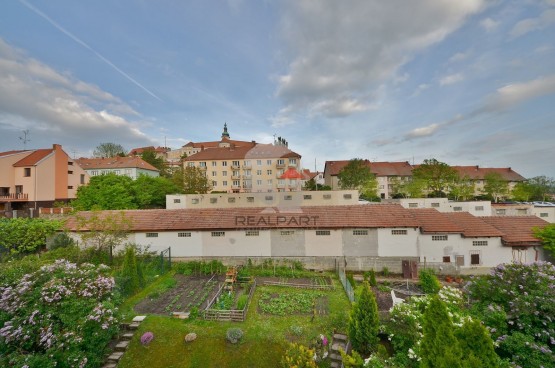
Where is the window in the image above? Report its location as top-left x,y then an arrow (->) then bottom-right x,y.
304,195 -> 312,200
277,159 -> 285,165
210,198 -> 217,204
432,235 -> 448,241
323,194 -> 331,199
453,206 -> 462,212
192,198 -> 199,204
540,213 -> 549,218
244,160 -> 251,167
443,256 -> 451,263
379,185 -> 385,189
265,195 -> 273,200
245,230 -> 259,236
496,209 -> 506,215
232,160 -> 240,167
284,195 -> 292,200
431,202 -> 440,208
80,174 -> 85,184
212,161 -> 217,166
228,197 -> 236,203
222,171 -> 228,176
68,170 -> 73,174
233,180 -> 240,186
256,170 -> 262,175
212,181 -> 217,187
212,171 -> 217,176
187,162 -> 195,167
67,186 -> 74,189
211,231 -> 225,237
267,169 -> 273,175
257,180 -> 262,185
222,161 -> 228,166
257,160 -> 262,166
267,179 -> 273,185
316,230 -> 330,236
475,206 -> 484,211
146,233 -> 158,238
267,159 -> 272,165
289,158 -> 297,165
199,162 -> 207,167
24,168 -> 31,177
178,232 -> 191,237
408,203 -> 418,208
470,252 -> 481,265
353,230 -> 368,236
246,196 -> 254,203
68,161 -> 73,165
280,230 -> 295,236
391,229 -> 408,235
91,170 -> 98,176
222,181 -> 227,186
517,209 -> 527,215
456,255 -> 465,266
174,198 -> 181,203
473,240 -> 488,246
343,194 -> 352,199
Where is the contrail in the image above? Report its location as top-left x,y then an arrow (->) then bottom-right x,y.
18,0 -> 162,101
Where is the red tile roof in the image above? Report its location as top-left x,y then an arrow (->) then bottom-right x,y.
184,143 -> 301,161
444,212 -> 504,238
452,166 -> 525,181
324,160 -> 413,177
128,146 -> 169,156
75,156 -> 159,171
480,216 -> 548,246
65,204 -> 420,232
0,150 -> 28,157
13,149 -> 54,167
408,208 -> 464,234
183,138 -> 254,149
280,168 -> 303,179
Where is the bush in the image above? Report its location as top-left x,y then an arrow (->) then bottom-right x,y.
226,328 -> 244,344
419,268 -> 441,294
188,306 -> 199,320
289,325 -> 303,336
281,343 -> 316,368
347,273 -> 356,289
369,269 -> 377,287
381,266 -> 390,277
47,232 -> 76,250
348,281 -> 379,355
236,294 -> 248,310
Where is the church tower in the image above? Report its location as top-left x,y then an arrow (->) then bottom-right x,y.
221,123 -> 230,139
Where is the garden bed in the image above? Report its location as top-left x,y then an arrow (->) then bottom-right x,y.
134,274 -> 221,315
257,276 -> 334,290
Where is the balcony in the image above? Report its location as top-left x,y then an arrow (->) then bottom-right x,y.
242,175 -> 252,180
231,175 -> 241,180
0,193 -> 28,202
276,163 -> 286,169
198,166 -> 207,170
276,182 -> 286,189
231,164 -> 240,169
288,162 -> 297,168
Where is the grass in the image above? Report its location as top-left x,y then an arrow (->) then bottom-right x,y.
118,272 -> 351,368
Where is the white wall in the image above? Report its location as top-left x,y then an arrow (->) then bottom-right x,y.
377,228 -> 419,257
304,229 -> 343,256
201,230 -> 272,257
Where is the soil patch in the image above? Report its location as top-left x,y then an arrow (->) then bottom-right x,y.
134,274 -> 222,315
255,276 -> 333,287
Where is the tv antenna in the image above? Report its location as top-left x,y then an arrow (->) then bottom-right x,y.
19,130 -> 31,150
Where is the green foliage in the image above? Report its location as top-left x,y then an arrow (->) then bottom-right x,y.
339,349 -> 365,368
140,149 -> 165,171
369,269 -> 377,287
337,158 -> 378,199
258,290 -> 323,316
391,177 -> 427,198
236,294 -> 248,310
47,232 -> 76,250
0,218 -> 61,254
455,319 -> 500,368
448,175 -> 476,201
347,273 -> 356,289
534,223 -> 555,258
183,166 -> 212,194
173,260 -> 225,275
348,281 -> 380,355
226,328 -> 244,344
419,268 -> 441,294
133,175 -> 181,209
420,296 -> 463,368
496,332 -> 555,367
118,245 -> 144,296
381,266 -> 390,277
483,172 -> 509,203
412,158 -> 458,197
289,325 -> 303,336
281,343 -> 317,368
93,142 -> 126,158
513,176 -> 555,201
188,306 -> 199,320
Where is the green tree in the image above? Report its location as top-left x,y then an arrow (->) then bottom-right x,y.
483,172 -> 509,203
74,210 -> 132,264
534,223 -> 555,258
455,319 -> 500,368
119,245 -> 144,296
132,175 -> 181,208
93,142 -> 126,158
391,177 -> 427,198
183,165 -> 212,194
527,176 -> 555,201
141,149 -> 168,176
73,173 -> 137,210
412,158 -> 458,197
448,175 -> 475,201
338,159 -> 378,200
281,343 -> 317,368
511,181 -> 535,201
420,296 -> 463,368
348,281 -> 380,356
0,218 -> 61,254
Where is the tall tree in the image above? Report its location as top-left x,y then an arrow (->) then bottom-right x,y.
132,175 -> 181,208
412,158 -> 458,197
183,166 -> 212,194
73,173 -> 137,210
511,181 -> 535,201
448,175 -> 475,201
141,149 -> 167,175
93,143 -> 126,158
483,172 -> 509,203
0,218 -> 61,254
455,319 -> 500,368
420,296 -> 463,368
527,176 -> 555,201
348,281 -> 380,356
534,224 -> 555,258
390,177 -> 426,198
338,159 -> 378,199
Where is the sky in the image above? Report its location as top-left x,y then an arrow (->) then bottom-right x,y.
0,0 -> 554,178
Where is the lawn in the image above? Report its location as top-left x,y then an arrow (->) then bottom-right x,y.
118,272 -> 351,368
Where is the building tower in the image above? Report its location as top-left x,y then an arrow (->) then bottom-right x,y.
221,123 -> 230,139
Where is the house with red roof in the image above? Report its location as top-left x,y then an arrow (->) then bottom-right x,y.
0,144 -> 89,214
75,156 -> 159,179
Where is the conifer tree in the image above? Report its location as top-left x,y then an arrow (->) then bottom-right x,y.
420,296 -> 463,368
348,281 -> 380,356
455,319 -> 500,368
121,246 -> 140,295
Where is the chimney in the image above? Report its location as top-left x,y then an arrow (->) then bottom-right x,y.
230,143 -> 235,151
201,145 -> 205,151
53,144 -> 62,151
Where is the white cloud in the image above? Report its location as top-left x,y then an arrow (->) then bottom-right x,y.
0,38 -> 154,151
439,73 -> 464,86
480,17 -> 499,32
448,52 -> 468,63
486,74 -> 555,110
510,8 -> 555,38
404,114 -> 464,139
410,83 -> 430,98
275,0 -> 486,121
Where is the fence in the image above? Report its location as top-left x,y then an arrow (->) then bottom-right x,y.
203,279 -> 257,322
336,258 -> 355,303
159,247 -> 171,273
262,278 -> 334,290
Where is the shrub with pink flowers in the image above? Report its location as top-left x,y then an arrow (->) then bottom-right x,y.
0,259 -> 120,368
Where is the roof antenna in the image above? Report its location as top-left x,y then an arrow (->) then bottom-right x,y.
19,130 -> 31,150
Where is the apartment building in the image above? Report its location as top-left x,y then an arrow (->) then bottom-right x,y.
183,128 -> 302,193
75,156 -> 159,179
0,144 -> 89,213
